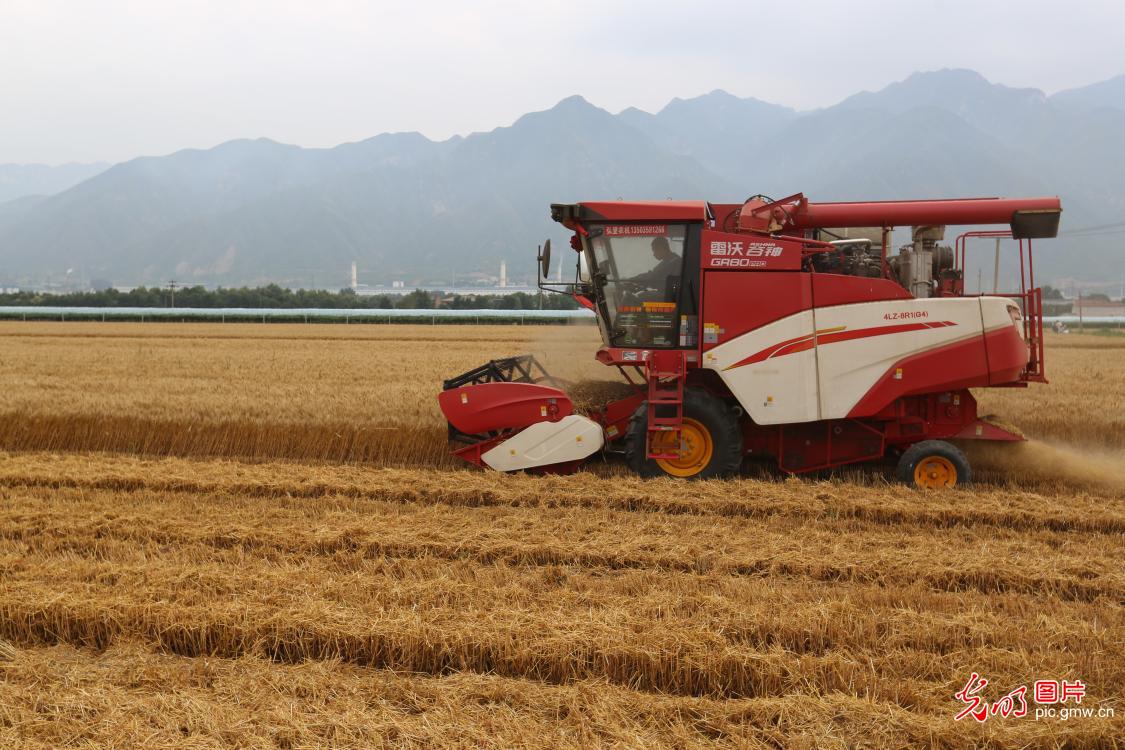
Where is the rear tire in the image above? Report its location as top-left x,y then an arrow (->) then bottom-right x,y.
896,440 -> 971,489
626,389 -> 742,479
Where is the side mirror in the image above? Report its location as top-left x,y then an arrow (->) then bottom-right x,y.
578,252 -> 590,283
539,239 -> 551,279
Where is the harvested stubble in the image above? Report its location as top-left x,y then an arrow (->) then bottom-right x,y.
0,452 -> 1122,748
3,452 -> 1123,531
0,642 -> 1092,750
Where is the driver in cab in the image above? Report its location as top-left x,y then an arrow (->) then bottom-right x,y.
626,236 -> 680,290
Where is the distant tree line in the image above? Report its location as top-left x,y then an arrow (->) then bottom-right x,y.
0,285 -> 581,311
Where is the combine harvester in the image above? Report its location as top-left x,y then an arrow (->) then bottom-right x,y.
439,193 -> 1061,488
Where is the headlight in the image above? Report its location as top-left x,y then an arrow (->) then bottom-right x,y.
1008,304 -> 1024,339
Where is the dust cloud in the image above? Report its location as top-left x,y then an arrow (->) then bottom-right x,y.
524,322 -> 605,383
964,439 -> 1125,495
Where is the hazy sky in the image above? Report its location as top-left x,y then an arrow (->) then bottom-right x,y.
2,0 -> 1122,164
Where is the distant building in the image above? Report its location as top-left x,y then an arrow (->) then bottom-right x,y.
1074,298 -> 1125,317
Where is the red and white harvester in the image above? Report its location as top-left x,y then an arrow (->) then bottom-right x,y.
439,193 -> 1062,488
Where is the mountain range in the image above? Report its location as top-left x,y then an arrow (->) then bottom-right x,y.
1,68 -> 1123,290
0,162 -> 108,206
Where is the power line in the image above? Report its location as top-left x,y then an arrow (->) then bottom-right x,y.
1058,219 -> 1125,237
1058,228 -> 1125,238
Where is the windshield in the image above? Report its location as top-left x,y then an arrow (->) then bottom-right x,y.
586,223 -> 686,347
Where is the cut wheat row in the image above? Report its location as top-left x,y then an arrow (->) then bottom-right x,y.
5,642 -> 1118,750
2,486 -> 1121,704
4,485 -> 1122,601
1,453 -> 1121,530
4,563 -> 1120,709
3,504 -> 1121,679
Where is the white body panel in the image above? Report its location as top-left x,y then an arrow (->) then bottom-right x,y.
814,297 -> 985,419
702,309 -> 820,425
703,296 -> 1020,425
482,414 -> 604,472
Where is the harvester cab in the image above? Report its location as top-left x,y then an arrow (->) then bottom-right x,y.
440,192 -> 1062,488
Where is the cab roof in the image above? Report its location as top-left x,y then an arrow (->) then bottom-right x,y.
551,201 -> 711,226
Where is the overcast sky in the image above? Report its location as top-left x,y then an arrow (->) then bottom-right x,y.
1,0 -> 1122,165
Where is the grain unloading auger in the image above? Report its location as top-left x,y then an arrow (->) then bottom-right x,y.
439,193 -> 1062,488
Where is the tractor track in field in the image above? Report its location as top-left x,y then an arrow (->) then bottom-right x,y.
1,468 -> 1121,537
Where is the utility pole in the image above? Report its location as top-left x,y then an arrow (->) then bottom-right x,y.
167,279 -> 178,308
992,238 -> 1001,294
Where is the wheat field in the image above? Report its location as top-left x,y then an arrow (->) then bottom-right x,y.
0,321 -> 606,467
0,321 -> 1122,748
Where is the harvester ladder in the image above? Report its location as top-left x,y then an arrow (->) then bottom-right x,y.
1023,286 -> 1047,383
645,350 -> 686,459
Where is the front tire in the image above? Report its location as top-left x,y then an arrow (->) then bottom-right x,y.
626,389 -> 742,479
896,440 -> 971,489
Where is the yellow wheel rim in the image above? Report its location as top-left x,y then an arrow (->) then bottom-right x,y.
654,418 -> 714,478
914,456 -> 957,489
